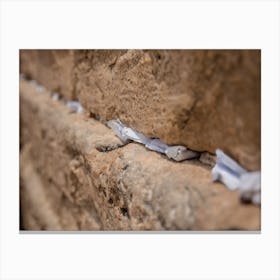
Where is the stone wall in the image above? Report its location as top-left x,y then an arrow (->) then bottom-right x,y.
20,50 -> 261,230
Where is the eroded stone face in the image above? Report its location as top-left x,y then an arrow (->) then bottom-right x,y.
20,80 -> 260,230
74,50 -> 261,171
20,49 -> 261,170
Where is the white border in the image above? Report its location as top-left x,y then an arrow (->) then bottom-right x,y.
1,1 -> 280,279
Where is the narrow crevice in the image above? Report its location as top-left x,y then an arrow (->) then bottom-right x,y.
20,77 -> 215,170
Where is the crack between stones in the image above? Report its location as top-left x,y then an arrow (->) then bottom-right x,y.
20,75 -> 215,169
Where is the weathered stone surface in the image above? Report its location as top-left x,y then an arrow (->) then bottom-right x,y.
20,50 -> 261,171
75,50 -> 261,170
20,79 -> 260,230
20,50 -> 75,100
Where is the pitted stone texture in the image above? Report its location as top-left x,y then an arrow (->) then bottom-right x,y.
75,50 -> 260,171
20,80 -> 260,230
20,50 -> 260,170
